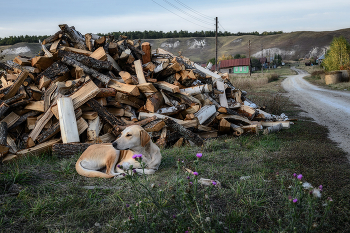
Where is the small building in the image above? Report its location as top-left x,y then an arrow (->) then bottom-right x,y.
316,54 -> 325,64
211,58 -> 251,74
259,57 -> 268,68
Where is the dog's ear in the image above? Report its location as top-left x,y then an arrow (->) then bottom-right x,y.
140,129 -> 151,147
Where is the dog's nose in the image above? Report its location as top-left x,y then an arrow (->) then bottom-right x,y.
112,141 -> 118,149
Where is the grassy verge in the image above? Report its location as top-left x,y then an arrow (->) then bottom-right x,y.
1,78 -> 350,232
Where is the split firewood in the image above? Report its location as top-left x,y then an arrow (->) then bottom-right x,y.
0,122 -> 9,157
52,142 -> 95,158
59,24 -> 87,50
57,97 -> 80,143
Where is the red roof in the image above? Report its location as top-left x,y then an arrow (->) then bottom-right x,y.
210,58 -> 250,71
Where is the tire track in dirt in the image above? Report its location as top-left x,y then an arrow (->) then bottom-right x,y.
282,67 -> 350,160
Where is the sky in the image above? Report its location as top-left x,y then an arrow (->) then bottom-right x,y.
0,0 -> 350,38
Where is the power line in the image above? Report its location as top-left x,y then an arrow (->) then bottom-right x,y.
162,0 -> 214,25
151,0 -> 213,30
218,22 -> 227,32
173,0 -> 213,20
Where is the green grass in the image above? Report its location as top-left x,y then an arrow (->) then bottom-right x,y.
1,80 -> 350,232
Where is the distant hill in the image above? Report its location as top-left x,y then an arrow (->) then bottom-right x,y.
2,28 -> 350,64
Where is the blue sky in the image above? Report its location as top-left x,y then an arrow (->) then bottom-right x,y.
1,0 -> 349,37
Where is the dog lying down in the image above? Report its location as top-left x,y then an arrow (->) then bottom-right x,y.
75,125 -> 162,178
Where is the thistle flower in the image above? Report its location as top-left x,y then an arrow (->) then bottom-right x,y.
126,204 -> 130,208
132,169 -> 137,174
288,195 -> 292,201
173,215 -> 176,219
189,182 -> 193,185
132,154 -> 138,159
293,173 -> 297,177
117,164 -> 122,169
327,197 -> 333,202
302,182 -> 313,189
193,172 -> 198,176
312,188 -> 322,198
293,198 -> 298,203
196,153 -> 202,158
212,181 -> 217,186
297,174 -> 303,180
186,176 -> 190,180
319,185 -> 323,191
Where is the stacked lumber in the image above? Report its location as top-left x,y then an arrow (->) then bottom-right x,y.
0,24 -> 290,162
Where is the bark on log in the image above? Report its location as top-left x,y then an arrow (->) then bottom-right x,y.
0,103 -> 9,118
115,116 -> 157,131
96,88 -> 117,98
59,24 -> 87,50
52,143 -> 95,158
0,93 -> 25,105
38,61 -> 70,82
3,71 -> 29,100
155,62 -> 182,80
61,56 -> 110,85
87,99 -> 125,132
57,50 -> 113,70
43,30 -> 63,45
164,117 -> 204,147
9,99 -> 31,110
36,122 -> 60,144
0,122 -> 9,157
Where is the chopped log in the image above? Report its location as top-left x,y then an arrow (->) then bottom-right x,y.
1,93 -> 26,105
82,111 -> 98,120
59,24 -> 86,50
219,118 -> 231,133
39,76 -> 51,90
9,111 -> 39,130
58,50 -> 113,70
194,105 -> 216,124
57,97 -> 80,143
156,104 -> 186,116
242,125 -> 259,135
96,97 -> 107,106
36,122 -> 60,144
99,133 -> 116,143
106,54 -> 122,72
90,47 -> 107,61
3,71 -> 29,100
14,56 -> 31,66
86,98 -> 124,127
145,91 -> 164,113
0,122 -> 9,157
261,121 -> 290,129
7,136 -> 18,154
114,116 -> 157,131
24,101 -> 45,112
50,39 -> 61,53
263,123 -> 283,135
156,62 -> 182,79
44,82 -> 57,111
16,139 -> 61,158
198,130 -> 218,139
173,138 -> 184,147
143,119 -> 165,132
64,47 -> 92,56
108,80 -> 140,96
38,61 -> 70,83
137,83 -> 158,93
0,103 -> 9,118
52,142 -> 95,158
141,42 -> 151,64
43,30 -> 62,45
94,36 -> 106,48
6,74 -> 17,81
120,71 -> 137,85
154,81 -> 180,93
28,107 -> 54,145
216,114 -> 252,125
5,60 -> 39,73
156,127 -> 167,148
61,56 -> 110,85
108,42 -> 118,55
85,33 -> 93,51
134,60 -> 147,84
40,43 -> 53,57
180,84 -> 212,95
87,116 -> 102,140
164,117 -> 204,147
107,108 -> 125,117
237,105 -> 256,120
76,117 -> 88,135
1,112 -> 20,128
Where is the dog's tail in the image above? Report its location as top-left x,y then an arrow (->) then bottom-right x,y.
75,159 -> 115,178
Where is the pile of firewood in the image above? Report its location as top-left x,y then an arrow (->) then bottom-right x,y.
0,24 -> 290,162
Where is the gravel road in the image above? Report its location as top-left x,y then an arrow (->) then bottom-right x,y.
282,67 -> 350,159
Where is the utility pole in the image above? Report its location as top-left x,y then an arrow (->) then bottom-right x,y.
248,40 -> 251,76
261,43 -> 263,73
215,17 -> 218,71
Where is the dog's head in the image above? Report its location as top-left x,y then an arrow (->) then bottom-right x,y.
112,125 -> 151,150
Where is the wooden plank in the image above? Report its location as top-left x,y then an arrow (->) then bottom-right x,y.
57,97 -> 80,143
3,71 -> 29,100
24,101 -> 45,112
82,111 -> 98,120
134,60 -> 147,84
137,83 -> 158,93
1,112 -> 20,128
89,47 -> 107,61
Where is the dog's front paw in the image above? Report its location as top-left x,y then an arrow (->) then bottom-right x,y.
114,173 -> 126,179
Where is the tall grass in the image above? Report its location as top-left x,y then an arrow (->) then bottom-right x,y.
230,73 -> 280,90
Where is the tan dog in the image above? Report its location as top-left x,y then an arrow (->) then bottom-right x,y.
75,125 -> 162,178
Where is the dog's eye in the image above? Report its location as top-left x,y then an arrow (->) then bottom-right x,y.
126,134 -> 132,137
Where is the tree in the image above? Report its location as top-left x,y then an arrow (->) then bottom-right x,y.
234,54 -> 241,59
251,57 -> 261,70
322,36 -> 350,71
208,57 -> 216,65
273,54 -> 282,66
218,54 -> 234,62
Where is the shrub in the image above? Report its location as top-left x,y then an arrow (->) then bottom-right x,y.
267,73 -> 279,82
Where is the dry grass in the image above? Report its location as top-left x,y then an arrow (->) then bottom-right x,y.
229,73 -> 282,91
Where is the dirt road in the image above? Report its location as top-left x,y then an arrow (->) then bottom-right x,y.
282,67 -> 350,159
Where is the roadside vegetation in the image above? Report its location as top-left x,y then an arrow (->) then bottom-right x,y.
1,75 -> 350,232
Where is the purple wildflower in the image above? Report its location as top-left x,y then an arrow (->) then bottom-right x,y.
186,176 -> 190,180
327,197 -> 333,202
117,165 -> 122,168
132,169 -> 137,174
122,173 -> 126,177
196,153 -> 202,158
137,154 -> 142,158
293,199 -> 298,203
193,172 -> 198,176
132,154 -> 138,159
319,185 -> 323,191
212,181 -> 217,186
297,174 -> 303,180
189,182 -> 193,185
173,215 -> 176,219
126,204 -> 130,208
293,173 -> 297,177
288,195 -> 292,201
